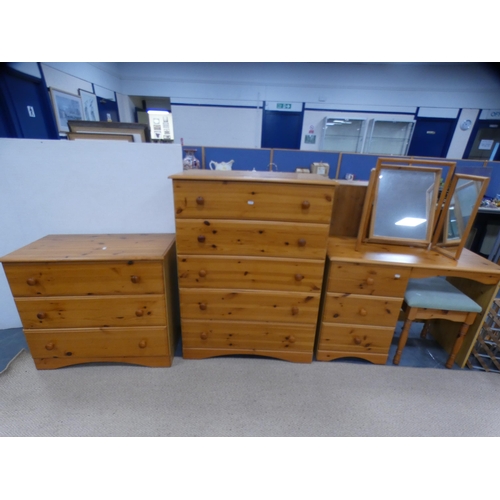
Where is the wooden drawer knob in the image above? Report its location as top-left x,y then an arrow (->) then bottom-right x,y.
295,273 -> 304,281
199,269 -> 207,277
131,275 -> 140,284
298,238 -> 306,247
354,337 -> 362,345
26,277 -> 37,286
366,277 -> 374,285
359,308 -> 367,316
37,312 -> 46,320
45,342 -> 55,351
199,302 -> 207,311
196,196 -> 205,206
301,200 -> 310,210
138,340 -> 147,349
291,306 -> 299,315
200,332 -> 208,340
197,235 -> 206,243
288,335 -> 296,343
135,309 -> 144,317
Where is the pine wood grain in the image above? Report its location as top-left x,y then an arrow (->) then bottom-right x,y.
32,355 -> 172,369
1,233 -> 179,369
327,261 -> 409,296
0,234 -> 175,262
2,261 -> 165,297
25,326 -> 169,358
182,347 -> 313,363
170,169 -> 337,186
172,174 -> 335,363
180,288 -> 320,324
175,219 -> 329,259
317,323 -> 394,354
322,292 -> 402,327
15,295 -> 167,329
177,255 -> 325,292
328,236 -> 500,284
316,349 -> 388,364
172,179 -> 335,223
181,319 -> 315,352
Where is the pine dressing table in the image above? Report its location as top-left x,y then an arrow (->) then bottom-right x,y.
316,235 -> 500,367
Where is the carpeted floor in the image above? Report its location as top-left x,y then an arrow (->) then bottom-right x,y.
1,326 -> 499,437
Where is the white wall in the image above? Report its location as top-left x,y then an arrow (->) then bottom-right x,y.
172,104 -> 263,148
41,63 -> 122,96
117,63 -> 500,109
447,109 -> 481,159
14,62 -> 500,156
0,139 -> 182,329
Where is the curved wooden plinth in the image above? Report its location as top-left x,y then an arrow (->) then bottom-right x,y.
32,355 -> 172,370
316,350 -> 388,365
183,347 -> 312,363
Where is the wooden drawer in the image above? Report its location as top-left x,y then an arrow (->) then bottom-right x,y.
317,323 -> 394,354
15,295 -> 167,329
180,288 -> 320,324
177,255 -> 325,292
2,261 -> 165,297
322,292 -> 402,327
173,179 -> 334,223
25,326 -> 169,359
327,261 -> 409,297
175,219 -> 329,259
182,319 -> 315,352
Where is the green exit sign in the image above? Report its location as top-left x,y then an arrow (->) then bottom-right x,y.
277,103 -> 292,109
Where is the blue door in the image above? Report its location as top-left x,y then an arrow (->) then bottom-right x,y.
0,65 -> 58,139
464,120 -> 500,161
261,109 -> 303,149
97,97 -> 120,122
407,118 -> 456,158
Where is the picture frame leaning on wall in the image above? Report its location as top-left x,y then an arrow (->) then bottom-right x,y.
49,88 -> 83,133
78,89 -> 99,122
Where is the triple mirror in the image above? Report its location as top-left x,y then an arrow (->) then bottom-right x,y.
357,157 -> 489,261
356,158 -> 455,249
431,174 -> 489,259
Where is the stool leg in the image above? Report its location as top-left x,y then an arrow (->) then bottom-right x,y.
421,321 -> 431,339
445,323 -> 470,369
393,318 -> 412,365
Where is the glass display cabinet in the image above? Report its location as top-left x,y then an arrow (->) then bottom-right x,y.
364,120 -> 415,156
321,117 -> 367,152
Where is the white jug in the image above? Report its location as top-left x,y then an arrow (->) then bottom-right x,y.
209,160 -> 234,171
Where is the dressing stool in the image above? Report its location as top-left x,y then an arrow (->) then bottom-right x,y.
393,276 -> 482,369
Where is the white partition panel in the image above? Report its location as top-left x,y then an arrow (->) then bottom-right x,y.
0,139 -> 183,329
171,105 -> 263,148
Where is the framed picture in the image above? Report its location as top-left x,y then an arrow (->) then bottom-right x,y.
78,89 -> 99,122
49,88 -> 83,133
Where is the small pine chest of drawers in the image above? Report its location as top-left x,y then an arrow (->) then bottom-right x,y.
316,236 -> 410,364
170,170 -> 337,363
0,234 -> 179,369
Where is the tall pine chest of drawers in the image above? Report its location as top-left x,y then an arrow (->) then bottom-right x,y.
0,234 -> 179,369
171,170 -> 336,363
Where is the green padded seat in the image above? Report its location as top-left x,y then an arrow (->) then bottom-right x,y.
404,277 -> 482,313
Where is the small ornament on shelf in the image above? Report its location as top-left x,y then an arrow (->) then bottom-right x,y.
183,149 -> 201,170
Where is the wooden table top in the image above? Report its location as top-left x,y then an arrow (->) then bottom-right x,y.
170,169 -> 347,186
0,234 -> 176,262
327,236 -> 500,277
